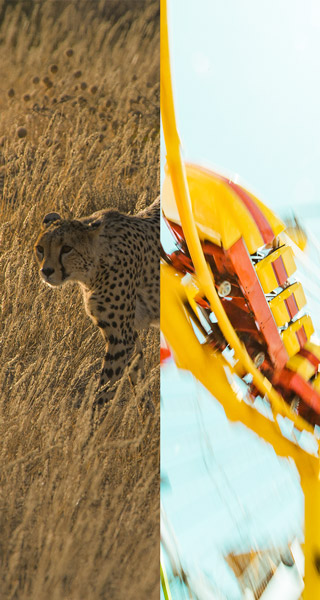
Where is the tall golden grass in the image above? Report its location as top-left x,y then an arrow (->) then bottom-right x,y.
0,1 -> 159,598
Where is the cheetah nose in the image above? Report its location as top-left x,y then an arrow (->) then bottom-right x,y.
41,267 -> 54,278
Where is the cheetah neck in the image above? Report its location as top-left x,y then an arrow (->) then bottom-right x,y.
79,284 -> 105,326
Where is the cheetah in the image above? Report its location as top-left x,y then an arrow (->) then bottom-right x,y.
34,197 -> 160,410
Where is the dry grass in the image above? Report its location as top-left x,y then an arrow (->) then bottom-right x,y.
0,1 -> 159,598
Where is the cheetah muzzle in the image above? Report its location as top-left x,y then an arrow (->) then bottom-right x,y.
34,197 -> 160,412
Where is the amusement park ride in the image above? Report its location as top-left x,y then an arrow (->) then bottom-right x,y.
160,1 -> 320,598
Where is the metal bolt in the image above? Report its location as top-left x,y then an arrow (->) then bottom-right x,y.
290,396 -> 300,414
253,352 -> 265,368
218,280 -> 232,298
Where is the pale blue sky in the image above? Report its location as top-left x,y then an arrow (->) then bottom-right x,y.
161,363 -> 303,600
166,0 -> 320,219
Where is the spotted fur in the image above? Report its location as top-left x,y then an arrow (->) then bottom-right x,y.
34,197 -> 160,409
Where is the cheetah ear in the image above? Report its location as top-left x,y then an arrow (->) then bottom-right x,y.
88,218 -> 103,231
42,212 -> 62,229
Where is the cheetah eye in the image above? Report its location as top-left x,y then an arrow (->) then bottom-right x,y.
61,245 -> 72,254
36,245 -> 44,255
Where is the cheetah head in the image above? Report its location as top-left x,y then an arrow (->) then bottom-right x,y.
34,212 -> 102,287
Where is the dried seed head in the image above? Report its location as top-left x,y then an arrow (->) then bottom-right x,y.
32,76 -> 40,84
74,70 -> 82,78
17,127 -> 27,138
23,94 -> 31,102
80,82 -> 87,90
59,94 -> 72,102
90,85 -> 98,95
8,88 -> 15,98
50,64 -> 58,74
66,48 -> 74,57
42,77 -> 53,88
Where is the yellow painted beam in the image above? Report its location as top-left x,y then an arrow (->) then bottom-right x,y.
301,471 -> 320,599
161,263 -> 318,475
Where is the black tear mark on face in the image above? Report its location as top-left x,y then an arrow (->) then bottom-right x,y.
59,248 -> 69,281
58,245 -> 88,281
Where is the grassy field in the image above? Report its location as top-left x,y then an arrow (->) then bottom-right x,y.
0,1 -> 159,598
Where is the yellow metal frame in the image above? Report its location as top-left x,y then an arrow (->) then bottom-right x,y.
269,282 -> 306,327
282,315 -> 315,358
255,245 -> 296,294
286,354 -> 317,381
162,162 -> 285,254
161,1 -> 320,596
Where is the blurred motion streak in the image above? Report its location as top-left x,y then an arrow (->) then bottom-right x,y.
161,0 -> 320,597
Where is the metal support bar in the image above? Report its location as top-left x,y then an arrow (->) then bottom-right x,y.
301,471 -> 320,599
